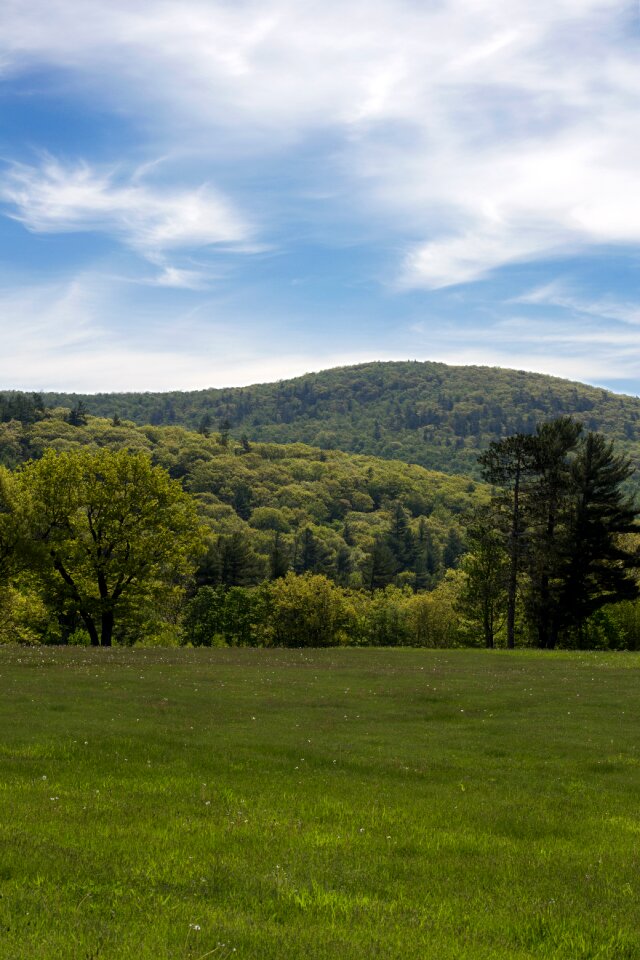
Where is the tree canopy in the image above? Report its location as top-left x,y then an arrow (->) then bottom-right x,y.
20,448 -> 203,646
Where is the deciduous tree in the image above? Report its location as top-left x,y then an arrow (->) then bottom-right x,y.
22,449 -> 203,646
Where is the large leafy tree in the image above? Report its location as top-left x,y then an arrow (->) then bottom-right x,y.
21,448 -> 203,646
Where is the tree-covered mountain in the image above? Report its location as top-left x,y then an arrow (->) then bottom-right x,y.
0,412 -> 485,592
31,361 -> 640,479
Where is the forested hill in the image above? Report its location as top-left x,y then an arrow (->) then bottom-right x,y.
28,361 -> 640,477
0,414 -> 485,591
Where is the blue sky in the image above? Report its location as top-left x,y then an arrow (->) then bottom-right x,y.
1,0 -> 639,394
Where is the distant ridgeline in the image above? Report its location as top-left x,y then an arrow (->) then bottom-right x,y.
32,361 -> 640,479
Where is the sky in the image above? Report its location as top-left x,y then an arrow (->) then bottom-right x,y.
1,0 -> 639,395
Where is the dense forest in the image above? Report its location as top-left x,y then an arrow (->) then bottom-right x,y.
27,361 -> 640,481
0,410 -> 481,593
1,377 -> 638,651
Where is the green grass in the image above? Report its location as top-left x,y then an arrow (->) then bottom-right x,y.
1,647 -> 640,959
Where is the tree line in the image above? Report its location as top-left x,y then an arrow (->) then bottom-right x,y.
0,416 -> 638,649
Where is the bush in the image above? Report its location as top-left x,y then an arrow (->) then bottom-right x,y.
260,572 -> 352,647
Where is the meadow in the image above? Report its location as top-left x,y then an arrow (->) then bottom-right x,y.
1,647 -> 639,960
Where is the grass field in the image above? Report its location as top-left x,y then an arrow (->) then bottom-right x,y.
1,646 -> 639,959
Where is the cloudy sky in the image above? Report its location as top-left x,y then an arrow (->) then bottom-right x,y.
1,0 -> 639,393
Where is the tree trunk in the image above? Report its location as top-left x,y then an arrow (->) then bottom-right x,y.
506,466 -> 521,649
483,607 -> 494,648
81,613 -> 100,647
101,609 -> 114,647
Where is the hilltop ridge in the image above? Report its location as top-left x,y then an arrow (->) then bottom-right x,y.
30,360 -> 640,478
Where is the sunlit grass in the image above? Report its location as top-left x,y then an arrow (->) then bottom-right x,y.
1,647 -> 639,959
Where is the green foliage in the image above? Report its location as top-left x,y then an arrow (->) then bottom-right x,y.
182,585 -> 227,646
34,360 -> 640,484
1,412 -> 479,592
181,572 -> 466,649
259,572 -> 351,647
475,419 -> 640,647
19,448 -> 204,646
0,465 -> 29,586
605,597 -> 640,649
1,398 -> 637,652
0,391 -> 45,426
0,583 -> 49,645
457,512 -> 509,648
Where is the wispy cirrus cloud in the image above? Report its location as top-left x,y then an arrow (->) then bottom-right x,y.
513,282 -> 640,326
0,157 -> 253,287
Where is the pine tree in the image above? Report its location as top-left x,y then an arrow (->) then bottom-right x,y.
387,502 -> 414,568
443,527 -> 464,568
269,531 -> 289,579
525,417 -> 582,648
362,537 -> 397,591
198,414 -> 212,437
232,483 -> 253,520
335,545 -> 352,585
558,432 -> 640,640
218,418 -> 231,447
478,433 -> 537,648
67,401 -> 88,427
477,417 -> 639,649
219,532 -> 264,586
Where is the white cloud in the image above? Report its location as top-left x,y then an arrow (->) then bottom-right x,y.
1,270 -> 637,394
0,0 -> 639,287
514,282 -> 640,326
0,158 -> 252,286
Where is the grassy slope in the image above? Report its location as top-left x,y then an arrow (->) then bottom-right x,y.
38,360 -> 640,479
2,647 -> 639,959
